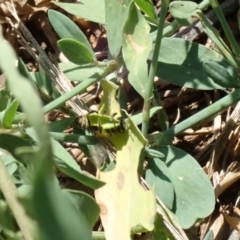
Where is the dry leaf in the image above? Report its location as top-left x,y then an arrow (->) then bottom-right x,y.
222,211 -> 240,231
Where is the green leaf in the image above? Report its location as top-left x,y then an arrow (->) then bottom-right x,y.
53,0 -> 105,24
0,34 -> 51,150
134,0 -> 157,19
195,10 -> 240,69
30,66 -> 60,101
0,29 -> 92,240
95,111 -> 156,239
203,61 -> 240,88
2,99 -> 19,128
48,10 -> 94,56
146,158 -> 175,209
51,138 -> 105,189
0,27 -> 55,239
0,134 -> 33,163
130,106 -> 162,126
145,148 -> 165,158
105,0 -> 131,58
59,62 -> 104,81
58,39 -> 94,65
159,145 -> 215,229
49,117 -> 74,132
169,1 -> 199,26
25,127 -> 105,189
32,164 -> 92,240
122,3 -> 152,98
37,65 -> 53,97
63,190 -> 100,228
152,37 -> 238,90
0,89 -> 10,111
2,154 -> 18,176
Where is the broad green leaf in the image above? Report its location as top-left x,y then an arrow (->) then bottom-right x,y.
203,61 -> 240,88
105,0 -> 131,58
58,39 -> 94,65
53,0 -> 105,24
169,1 -> 199,26
123,3 -> 152,98
131,106 -> 162,126
159,145 -> 215,229
48,10 -> 94,56
152,37 -> 238,90
134,0 -> 157,19
63,190 -> 100,228
0,89 -> 10,111
146,158 -> 174,209
95,111 -> 156,239
59,62 -> 104,81
51,138 -> 105,189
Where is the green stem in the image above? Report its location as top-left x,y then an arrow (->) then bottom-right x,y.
43,61 -> 117,114
198,0 -> 210,9
0,157 -> 34,240
92,231 -> 106,240
49,132 -> 98,145
209,0 -> 240,56
156,89 -> 240,144
142,0 -> 170,137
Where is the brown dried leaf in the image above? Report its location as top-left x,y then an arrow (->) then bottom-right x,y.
222,212 -> 240,231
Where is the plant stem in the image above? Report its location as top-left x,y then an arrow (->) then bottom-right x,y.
92,231 -> 106,240
199,0 -> 210,9
156,89 -> 240,144
50,132 -> 98,145
142,0 -> 170,137
0,156 -> 34,240
43,61 -> 117,114
209,0 -> 240,56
